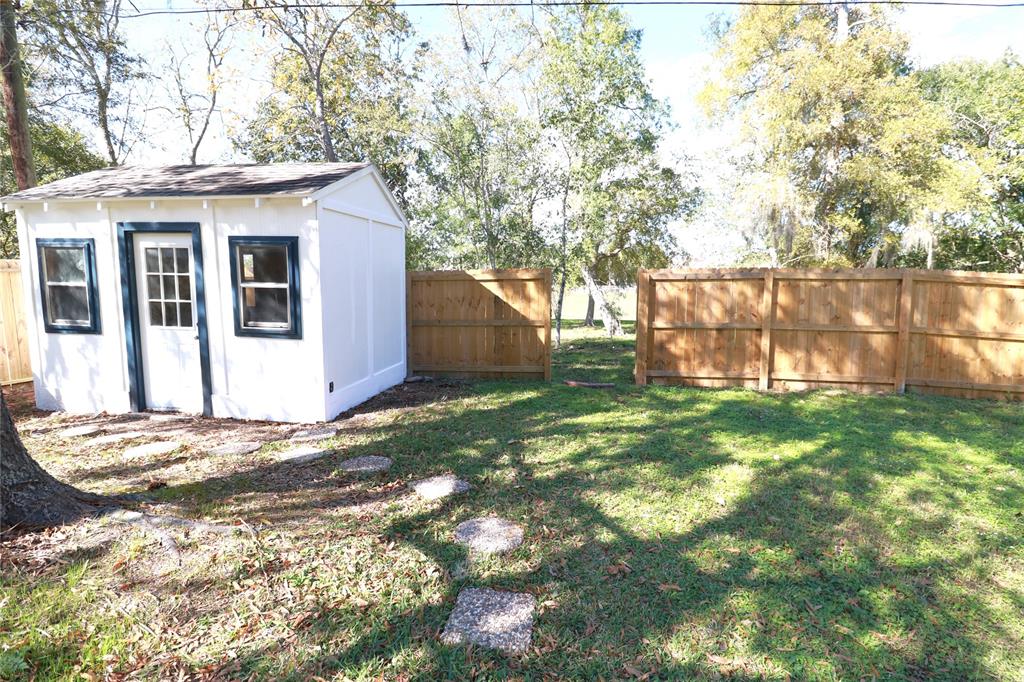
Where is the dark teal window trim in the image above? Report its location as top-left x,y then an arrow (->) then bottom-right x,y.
35,238 -> 101,334
117,222 -> 213,417
228,236 -> 302,339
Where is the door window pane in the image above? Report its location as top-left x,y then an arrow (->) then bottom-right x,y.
163,301 -> 178,327
179,302 -> 193,328
177,275 -> 191,302
143,245 -> 193,328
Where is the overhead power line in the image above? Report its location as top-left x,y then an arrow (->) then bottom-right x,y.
42,0 -> 1024,20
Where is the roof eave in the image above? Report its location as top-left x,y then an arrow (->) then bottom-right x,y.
1,192 -> 317,211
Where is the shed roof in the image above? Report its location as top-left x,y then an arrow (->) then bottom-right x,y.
1,162 -> 371,203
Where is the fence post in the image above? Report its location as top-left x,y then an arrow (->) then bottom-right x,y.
635,270 -> 651,385
894,270 -> 914,393
405,270 -> 414,379
758,269 -> 775,391
543,268 -> 552,381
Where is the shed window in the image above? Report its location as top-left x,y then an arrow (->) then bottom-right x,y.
229,237 -> 301,338
36,239 -> 100,334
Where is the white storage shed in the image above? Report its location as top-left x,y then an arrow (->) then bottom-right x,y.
1,163 -> 408,423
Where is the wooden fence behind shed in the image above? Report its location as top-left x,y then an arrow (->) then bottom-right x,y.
635,268 -> 1024,400
407,269 -> 552,380
0,259 -> 32,386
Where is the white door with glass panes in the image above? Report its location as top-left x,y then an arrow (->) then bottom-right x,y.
135,234 -> 202,412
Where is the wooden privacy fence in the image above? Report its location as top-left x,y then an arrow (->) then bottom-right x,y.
407,269 -> 552,379
635,268 -> 1024,399
1,259 -> 32,386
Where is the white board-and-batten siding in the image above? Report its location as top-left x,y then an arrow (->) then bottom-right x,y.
12,172 -> 406,423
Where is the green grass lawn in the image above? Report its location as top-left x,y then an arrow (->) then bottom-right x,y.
3,322 -> 1024,680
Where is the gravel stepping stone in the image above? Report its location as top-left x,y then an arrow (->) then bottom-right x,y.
290,427 -> 338,442
338,455 -> 392,474
58,424 -> 103,438
454,517 -> 524,555
410,475 -> 471,500
123,441 -> 181,459
85,431 -> 145,447
441,587 -> 536,654
207,441 -> 262,456
275,445 -> 333,464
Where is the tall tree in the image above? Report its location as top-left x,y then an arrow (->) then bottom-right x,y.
0,0 -> 34,189
23,0 -> 147,165
411,6 -> 548,270
238,0 -> 420,206
1,116 -> 106,257
159,12 -> 237,165
541,5 -> 693,339
702,3 -> 973,267
1,391 -> 111,530
915,55 -> 1024,272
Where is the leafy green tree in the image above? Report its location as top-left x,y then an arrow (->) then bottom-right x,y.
22,0 -> 147,165
913,55 -> 1024,272
702,3 -> 973,267
541,5 -> 694,338
409,7 -> 548,270
236,2 -> 421,207
1,115 -> 106,257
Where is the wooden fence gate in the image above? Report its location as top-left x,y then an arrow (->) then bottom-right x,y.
407,269 -> 552,379
1,259 -> 32,386
635,268 -> 1024,399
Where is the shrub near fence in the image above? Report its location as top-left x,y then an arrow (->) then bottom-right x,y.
407,269 -> 551,380
635,268 -> 1024,400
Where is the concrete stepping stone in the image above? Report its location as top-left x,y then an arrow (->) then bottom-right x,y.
123,441 -> 181,459
85,431 -> 145,447
275,445 -> 333,464
454,517 -> 524,555
58,424 -> 103,438
290,427 -> 338,442
441,587 -> 536,654
410,475 -> 471,500
208,441 -> 261,456
339,455 -> 392,474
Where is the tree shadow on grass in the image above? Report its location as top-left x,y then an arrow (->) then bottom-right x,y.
8,329 -> 1024,680
197,383 -> 1024,680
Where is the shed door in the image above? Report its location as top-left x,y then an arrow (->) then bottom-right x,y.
135,234 -> 202,412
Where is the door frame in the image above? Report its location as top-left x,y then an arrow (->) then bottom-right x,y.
117,222 -> 213,416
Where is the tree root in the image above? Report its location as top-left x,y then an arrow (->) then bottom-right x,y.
106,509 -> 250,566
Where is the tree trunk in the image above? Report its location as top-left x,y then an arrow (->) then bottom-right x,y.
584,294 -> 595,326
1,390 -> 111,531
581,265 -> 623,337
0,0 -> 35,189
554,265 -> 567,349
314,78 -> 338,163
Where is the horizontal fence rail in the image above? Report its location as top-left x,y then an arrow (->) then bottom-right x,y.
635,268 -> 1024,400
407,268 -> 552,380
0,259 -> 32,386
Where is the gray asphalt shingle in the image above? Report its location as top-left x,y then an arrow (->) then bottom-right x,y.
2,162 -> 369,202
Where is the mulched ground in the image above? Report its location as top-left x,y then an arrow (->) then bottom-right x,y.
1,378 -> 469,557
